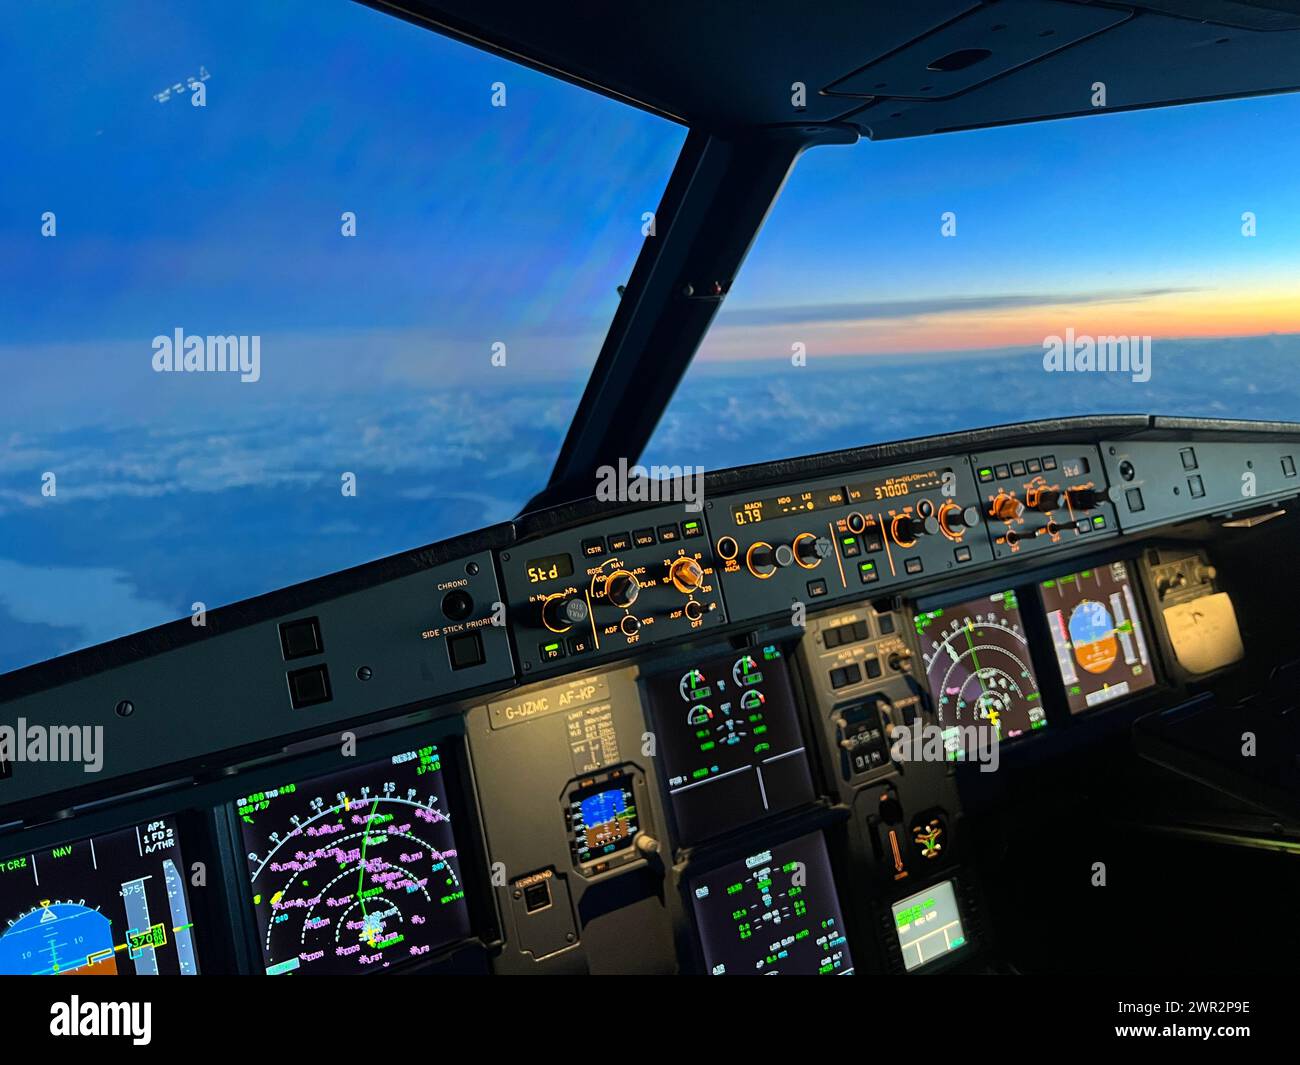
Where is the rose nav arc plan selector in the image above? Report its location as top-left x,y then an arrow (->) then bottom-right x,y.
502,505 -> 727,673
972,447 -> 1120,559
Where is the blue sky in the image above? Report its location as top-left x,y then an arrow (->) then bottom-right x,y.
1,1 -> 681,387
691,91 -> 1300,361
2,1 -> 1298,672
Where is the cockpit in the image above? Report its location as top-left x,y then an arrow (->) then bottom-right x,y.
2,0 -> 1298,1011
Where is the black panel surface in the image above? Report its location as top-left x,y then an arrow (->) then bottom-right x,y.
1102,439 -> 1300,531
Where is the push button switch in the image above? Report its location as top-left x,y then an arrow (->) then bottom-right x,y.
287,664 -> 332,709
447,631 -> 485,670
279,616 -> 323,660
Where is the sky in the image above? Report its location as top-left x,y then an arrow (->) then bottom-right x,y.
694,90 -> 1300,360
2,0 -> 1299,672
0,0 -> 681,397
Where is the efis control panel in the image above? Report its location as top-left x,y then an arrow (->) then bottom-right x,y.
972,444 -> 1117,559
709,457 -> 992,621
502,506 -> 725,674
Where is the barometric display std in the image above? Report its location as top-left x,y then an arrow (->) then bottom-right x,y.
524,552 -> 574,584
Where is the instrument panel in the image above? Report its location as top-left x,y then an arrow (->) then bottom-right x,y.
642,644 -> 814,846
0,419 -> 1294,978
0,817 -> 199,976
234,744 -> 471,975
914,589 -> 1046,750
972,445 -> 1118,558
712,456 -> 992,620
0,540 -> 1181,978
502,504 -> 725,675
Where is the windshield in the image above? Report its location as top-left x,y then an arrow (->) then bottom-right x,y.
646,93 -> 1300,471
0,2 -> 684,673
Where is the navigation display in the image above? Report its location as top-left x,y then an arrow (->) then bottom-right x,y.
0,817 -> 199,976
914,590 -> 1046,752
643,644 -> 814,845
892,879 -> 967,972
1040,561 -> 1156,712
690,832 -> 853,975
235,743 -> 472,975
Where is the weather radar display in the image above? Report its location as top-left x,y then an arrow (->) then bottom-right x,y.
914,590 -> 1045,754
236,744 -> 472,975
0,817 -> 199,976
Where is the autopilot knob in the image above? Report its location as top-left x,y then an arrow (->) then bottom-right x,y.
541,594 -> 588,632
1067,487 -> 1100,510
794,533 -> 831,568
939,503 -> 981,536
668,555 -> 705,594
890,514 -> 926,546
990,492 -> 1024,523
746,542 -> 777,579
603,569 -> 640,608
1030,487 -> 1063,512
888,650 -> 912,673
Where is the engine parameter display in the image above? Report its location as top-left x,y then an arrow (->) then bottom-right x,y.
235,744 -> 472,975
892,879 -> 967,972
690,832 -> 853,975
0,817 -> 200,976
1040,561 -> 1156,713
914,590 -> 1045,753
643,645 -> 813,845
